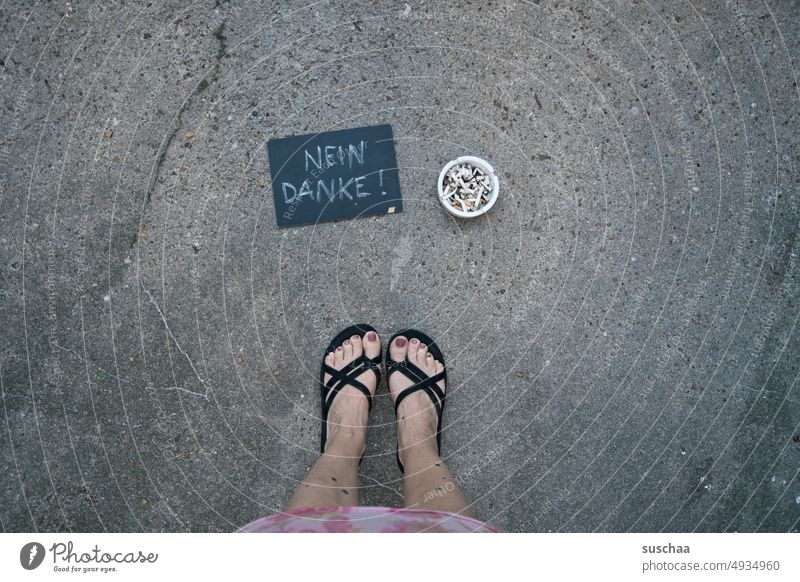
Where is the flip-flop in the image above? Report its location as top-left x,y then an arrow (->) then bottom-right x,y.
385,329 -> 447,473
320,324 -> 382,457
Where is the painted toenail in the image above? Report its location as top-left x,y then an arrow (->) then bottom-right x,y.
367,332 -> 377,341
420,343 -> 427,349
336,346 -> 343,351
395,337 -> 406,347
410,338 -> 418,344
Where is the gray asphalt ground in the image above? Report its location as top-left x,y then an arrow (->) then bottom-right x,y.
1,0 -> 799,533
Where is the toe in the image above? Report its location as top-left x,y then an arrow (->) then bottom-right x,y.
363,331 -> 381,360
425,352 -> 435,373
351,334 -> 363,359
389,335 -> 408,362
417,342 -> 428,366
335,345 -> 345,366
407,337 -> 419,360
343,338 -> 353,361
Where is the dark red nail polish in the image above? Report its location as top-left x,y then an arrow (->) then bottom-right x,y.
396,337 -> 406,347
411,338 -> 419,344
367,332 -> 377,341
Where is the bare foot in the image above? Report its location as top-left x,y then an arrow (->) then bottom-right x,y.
322,331 -> 381,457
387,335 -> 446,467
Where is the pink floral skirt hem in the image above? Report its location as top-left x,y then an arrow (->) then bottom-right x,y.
238,506 -> 499,533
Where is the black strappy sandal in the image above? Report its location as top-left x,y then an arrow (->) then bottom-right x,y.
385,329 -> 447,472
320,324 -> 382,457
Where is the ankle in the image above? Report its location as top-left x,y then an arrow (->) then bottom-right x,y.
399,437 -> 440,470
325,427 -> 366,458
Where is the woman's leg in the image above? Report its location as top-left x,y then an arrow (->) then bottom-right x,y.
388,336 -> 474,517
286,331 -> 381,511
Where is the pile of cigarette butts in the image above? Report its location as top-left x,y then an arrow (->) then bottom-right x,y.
440,162 -> 494,212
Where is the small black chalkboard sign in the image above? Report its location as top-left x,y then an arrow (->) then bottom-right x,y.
267,124 -> 402,227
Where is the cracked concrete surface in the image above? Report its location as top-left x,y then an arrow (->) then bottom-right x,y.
1,0 -> 799,532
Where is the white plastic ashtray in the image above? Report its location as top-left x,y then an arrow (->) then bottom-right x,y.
437,155 -> 499,218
